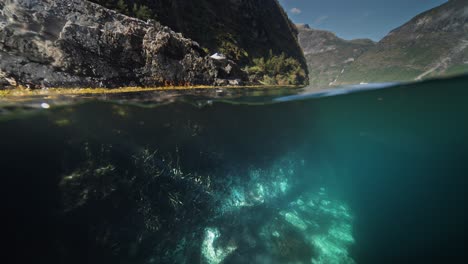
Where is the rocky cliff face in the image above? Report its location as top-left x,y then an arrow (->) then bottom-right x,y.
91,0 -> 308,85
0,0 -> 247,88
297,24 -> 375,88
336,0 -> 468,84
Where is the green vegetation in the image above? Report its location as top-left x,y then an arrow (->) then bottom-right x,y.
115,0 -> 128,13
246,51 -> 306,85
132,3 -> 152,20
215,33 -> 249,62
92,0 -> 153,21
445,64 -> 468,77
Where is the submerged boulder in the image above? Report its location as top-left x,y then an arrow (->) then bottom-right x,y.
0,0 -> 246,88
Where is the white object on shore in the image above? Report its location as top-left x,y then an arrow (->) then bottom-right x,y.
210,53 -> 226,60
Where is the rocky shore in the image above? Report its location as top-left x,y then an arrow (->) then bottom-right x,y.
0,0 -> 246,88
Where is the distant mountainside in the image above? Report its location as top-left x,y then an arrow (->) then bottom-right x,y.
299,0 -> 468,87
297,24 -> 375,87
337,0 -> 468,85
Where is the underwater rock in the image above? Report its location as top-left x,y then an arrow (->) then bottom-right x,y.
282,211 -> 309,231
0,0 -> 246,88
62,147 -> 349,264
204,188 -> 355,264
217,157 -> 301,214
201,228 -> 237,264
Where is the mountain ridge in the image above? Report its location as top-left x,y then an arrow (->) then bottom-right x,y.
297,24 -> 375,87
298,0 -> 468,87
337,0 -> 468,84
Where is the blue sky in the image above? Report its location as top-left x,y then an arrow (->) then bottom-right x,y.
279,0 -> 448,41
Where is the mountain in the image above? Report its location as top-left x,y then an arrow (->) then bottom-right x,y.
297,24 -> 375,87
298,0 -> 468,87
89,0 -> 308,85
336,0 -> 468,84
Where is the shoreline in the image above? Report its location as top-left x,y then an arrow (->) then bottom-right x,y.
0,85 -> 303,98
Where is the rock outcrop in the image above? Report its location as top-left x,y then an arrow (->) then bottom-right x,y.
0,0 -> 246,88
91,0 -> 307,72
87,0 -> 308,86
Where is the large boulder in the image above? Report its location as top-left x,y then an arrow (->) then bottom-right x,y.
0,0 -> 246,88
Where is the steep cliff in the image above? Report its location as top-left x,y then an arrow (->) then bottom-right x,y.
91,0 -> 308,85
336,0 -> 468,84
0,0 -> 307,88
0,0 -> 250,88
297,24 -> 375,88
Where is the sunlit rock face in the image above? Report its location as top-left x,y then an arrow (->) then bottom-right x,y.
0,0 -> 245,88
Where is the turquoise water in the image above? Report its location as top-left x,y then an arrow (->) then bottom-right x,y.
2,75 -> 468,263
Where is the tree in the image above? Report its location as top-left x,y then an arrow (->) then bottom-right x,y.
133,3 -> 152,21
116,0 -> 128,14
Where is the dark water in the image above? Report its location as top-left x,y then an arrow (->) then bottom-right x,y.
2,76 -> 468,264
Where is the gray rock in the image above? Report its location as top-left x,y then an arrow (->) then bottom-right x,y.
0,0 -> 247,88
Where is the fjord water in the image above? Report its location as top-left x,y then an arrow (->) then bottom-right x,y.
2,76 -> 468,264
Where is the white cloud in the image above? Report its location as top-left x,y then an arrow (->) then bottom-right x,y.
290,7 -> 302,14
